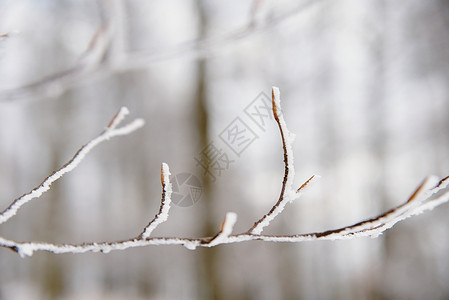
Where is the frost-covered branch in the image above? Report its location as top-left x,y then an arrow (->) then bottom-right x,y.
248,87 -> 316,234
0,32 -> 10,41
0,0 -> 114,102
0,107 -> 144,225
0,25 -> 112,102
0,0 -> 323,102
1,87 -> 448,258
206,212 -> 238,247
139,163 -> 173,240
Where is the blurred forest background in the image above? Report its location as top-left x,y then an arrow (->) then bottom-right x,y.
1,0 -> 449,299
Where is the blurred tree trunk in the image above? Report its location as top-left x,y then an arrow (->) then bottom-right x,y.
195,1 -> 224,299
31,15 -> 76,296
366,2 -> 389,298
40,151 -> 65,299
34,96 -> 73,300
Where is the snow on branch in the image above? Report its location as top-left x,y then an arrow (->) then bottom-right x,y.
1,88 -> 449,257
139,163 -> 173,240
0,1 -> 324,102
206,212 -> 238,247
0,107 -> 144,226
0,5 -> 113,102
248,87 -> 318,235
0,32 -> 11,41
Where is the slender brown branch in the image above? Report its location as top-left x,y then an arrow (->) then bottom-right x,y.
248,87 -> 311,234
0,107 -> 144,225
297,175 -> 316,193
0,8 -> 112,102
1,176 -> 448,257
0,1 -> 324,102
139,163 -> 172,239
0,33 -> 10,40
1,87 -> 448,257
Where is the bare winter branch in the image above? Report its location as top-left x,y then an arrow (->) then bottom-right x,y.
1,88 -> 448,257
0,1 -> 324,102
0,107 -> 144,225
248,87 -> 304,234
0,1 -> 114,102
139,163 -> 172,240
0,33 -> 10,41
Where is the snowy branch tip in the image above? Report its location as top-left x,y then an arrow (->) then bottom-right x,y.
139,163 -> 172,240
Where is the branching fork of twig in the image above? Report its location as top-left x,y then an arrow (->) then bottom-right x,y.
1,88 -> 448,257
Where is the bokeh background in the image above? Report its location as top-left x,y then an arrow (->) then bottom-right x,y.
1,0 -> 449,299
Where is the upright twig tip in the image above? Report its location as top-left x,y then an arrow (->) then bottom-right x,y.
221,212 -> 237,231
107,107 -> 131,129
207,212 -> 238,246
271,86 -> 281,118
121,106 -> 130,115
161,163 -> 171,185
140,163 -> 172,240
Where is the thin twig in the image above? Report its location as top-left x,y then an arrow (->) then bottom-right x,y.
0,0 -> 324,102
0,107 -> 144,225
0,33 -> 10,41
297,175 -> 316,193
1,88 -> 448,257
206,212 -> 238,247
1,177 -> 448,257
248,87 -> 310,234
139,163 -> 172,239
0,4 -> 113,103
